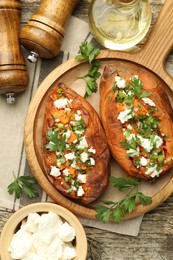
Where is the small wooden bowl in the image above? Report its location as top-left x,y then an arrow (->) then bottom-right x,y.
0,202 -> 87,260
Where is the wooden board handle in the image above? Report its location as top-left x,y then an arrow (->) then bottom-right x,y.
20,0 -> 80,59
0,0 -> 29,102
136,0 -> 173,77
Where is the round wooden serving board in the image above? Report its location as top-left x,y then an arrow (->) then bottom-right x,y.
24,0 -> 173,221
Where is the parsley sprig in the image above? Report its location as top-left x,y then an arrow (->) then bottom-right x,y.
7,172 -> 39,199
45,129 -> 66,152
75,42 -> 101,98
95,176 -> 152,224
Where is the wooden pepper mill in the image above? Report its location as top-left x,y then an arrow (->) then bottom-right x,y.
0,0 -> 29,104
20,0 -> 80,62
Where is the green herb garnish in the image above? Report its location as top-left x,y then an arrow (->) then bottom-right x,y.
95,176 -> 152,224
75,42 -> 101,98
57,88 -> 63,97
45,129 -> 66,152
7,172 -> 39,199
75,42 -> 100,64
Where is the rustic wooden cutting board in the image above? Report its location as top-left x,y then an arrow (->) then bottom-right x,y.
24,0 -> 173,220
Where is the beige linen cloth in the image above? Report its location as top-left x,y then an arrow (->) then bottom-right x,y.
2,16 -> 172,237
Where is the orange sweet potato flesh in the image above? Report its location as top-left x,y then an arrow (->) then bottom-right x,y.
42,83 -> 110,204
100,63 -> 173,180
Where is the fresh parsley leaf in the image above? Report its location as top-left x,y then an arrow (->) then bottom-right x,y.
121,196 -> 136,213
139,91 -> 151,98
112,204 -> 125,224
110,176 -> 140,191
22,185 -> 39,199
132,77 -> 143,97
75,42 -> 100,64
87,60 -> 100,77
137,192 -> 152,205
102,200 -> 116,205
75,42 -> 101,98
57,88 -> 63,97
84,77 -> 98,98
95,205 -> 111,224
46,129 -> 66,152
7,173 -> 39,199
7,177 -> 22,198
95,176 -> 152,224
120,137 -> 137,151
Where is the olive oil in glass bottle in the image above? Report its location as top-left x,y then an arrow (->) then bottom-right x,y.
88,0 -> 152,50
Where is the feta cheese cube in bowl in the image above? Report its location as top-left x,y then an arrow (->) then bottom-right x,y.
0,202 -> 87,260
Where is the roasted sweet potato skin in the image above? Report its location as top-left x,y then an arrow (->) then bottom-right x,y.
100,63 -> 173,180
42,83 -> 110,204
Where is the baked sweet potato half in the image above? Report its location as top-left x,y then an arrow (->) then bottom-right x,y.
42,83 -> 110,204
100,63 -> 173,180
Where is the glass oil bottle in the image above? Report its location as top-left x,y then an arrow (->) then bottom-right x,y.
89,0 -> 152,50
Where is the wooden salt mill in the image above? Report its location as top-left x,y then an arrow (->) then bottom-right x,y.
20,0 -> 80,62
0,0 -> 29,104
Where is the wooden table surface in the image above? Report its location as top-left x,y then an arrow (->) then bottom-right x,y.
1,1 -> 173,259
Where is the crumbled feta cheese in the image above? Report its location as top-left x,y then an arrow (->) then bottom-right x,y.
142,98 -> 156,107
8,229 -> 32,259
73,139 -> 78,144
21,213 -> 40,233
90,157 -> 95,166
63,130 -> 71,141
74,130 -> 85,135
153,135 -> 163,148
76,136 -> 88,149
145,165 -> 162,178
74,114 -> 81,121
46,236 -> 63,259
127,90 -> 133,96
21,252 -> 43,260
50,166 -> 61,177
117,108 -> 133,124
34,212 -> 63,245
115,76 -> 126,88
70,120 -> 78,126
54,98 -> 70,109
9,212 -> 76,260
138,136 -> 153,152
65,107 -> 71,111
77,186 -> 85,197
80,152 -> 88,163
77,174 -> 86,183
64,152 -> 76,160
71,160 -> 77,169
62,244 -> 76,260
88,147 -> 96,154
140,157 -> 148,166
55,118 -> 60,123
125,133 -> 136,141
63,169 -> 69,176
58,222 -> 76,242
77,110 -> 81,115
71,185 -> 77,191
127,124 -> 132,130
